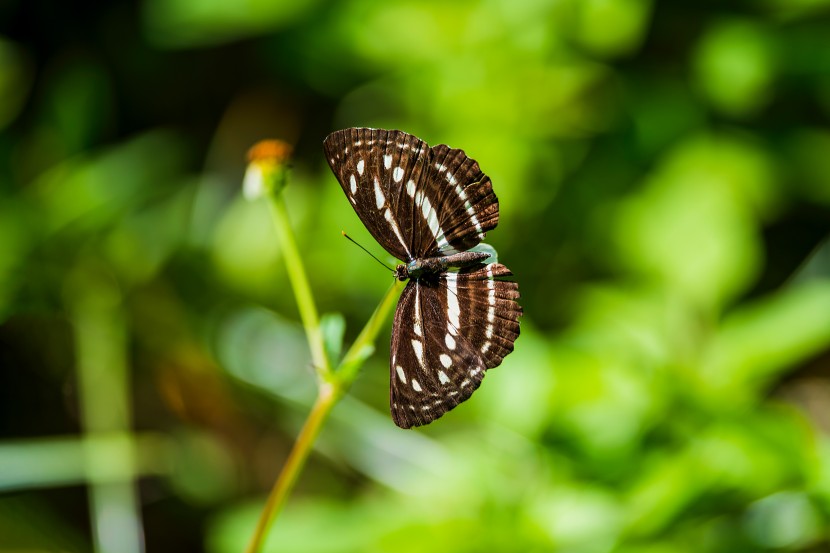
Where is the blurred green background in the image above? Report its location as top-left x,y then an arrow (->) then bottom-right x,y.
2,0 -> 830,551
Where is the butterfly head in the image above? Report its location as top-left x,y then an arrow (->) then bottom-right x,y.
394,263 -> 410,281
395,259 -> 430,280
396,258 -> 434,281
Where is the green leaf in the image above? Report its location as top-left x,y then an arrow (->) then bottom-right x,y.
320,312 -> 346,366
336,344 -> 375,382
701,280 -> 830,396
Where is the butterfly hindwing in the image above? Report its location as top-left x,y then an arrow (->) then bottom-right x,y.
445,263 -> 521,369
390,277 -> 485,428
389,263 -> 522,428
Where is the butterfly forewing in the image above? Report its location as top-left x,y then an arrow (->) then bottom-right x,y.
324,128 -> 430,261
325,128 -> 500,261
420,144 -> 500,257
389,263 -> 522,428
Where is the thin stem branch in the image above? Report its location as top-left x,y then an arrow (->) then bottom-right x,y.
244,383 -> 337,553
69,269 -> 143,553
246,143 -> 405,552
268,194 -> 330,375
244,280 -> 402,553
337,279 -> 404,384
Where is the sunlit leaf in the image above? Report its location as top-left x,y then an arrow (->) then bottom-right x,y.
320,312 -> 346,365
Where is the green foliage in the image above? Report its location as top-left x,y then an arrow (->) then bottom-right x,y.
2,1 -> 830,552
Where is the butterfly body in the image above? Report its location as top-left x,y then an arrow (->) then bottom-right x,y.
324,127 -> 521,428
395,251 -> 491,281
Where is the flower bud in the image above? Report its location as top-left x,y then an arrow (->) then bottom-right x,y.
243,139 -> 293,199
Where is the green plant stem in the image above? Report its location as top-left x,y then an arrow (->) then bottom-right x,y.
337,278 -> 405,385
245,280 -> 403,553
244,382 -> 336,553
69,270 -> 143,553
268,194 -> 330,375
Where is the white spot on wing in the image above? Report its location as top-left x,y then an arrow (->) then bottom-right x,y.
422,196 -> 437,233
349,174 -> 357,194
420,195 -> 431,218
357,159 -> 365,175
384,209 -> 411,257
414,286 -> 422,337
384,154 -> 392,169
396,365 -> 406,383
438,370 -> 450,384
445,333 -> 456,350
411,379 -> 422,392
484,266 -> 495,344
406,180 -> 416,197
440,354 -> 452,368
467,201 -> 483,236
446,277 -> 460,335
412,339 -> 424,367
374,177 -> 385,209
455,185 -> 484,238
418,191 -> 450,250
393,167 -> 404,182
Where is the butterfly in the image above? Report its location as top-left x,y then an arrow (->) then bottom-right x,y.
324,128 -> 521,428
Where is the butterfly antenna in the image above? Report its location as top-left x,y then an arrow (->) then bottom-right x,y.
342,231 -> 395,273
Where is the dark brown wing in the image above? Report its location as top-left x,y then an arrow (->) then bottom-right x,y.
324,128 -> 500,260
324,128 -> 430,261
389,263 -> 522,428
418,143 -> 500,257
